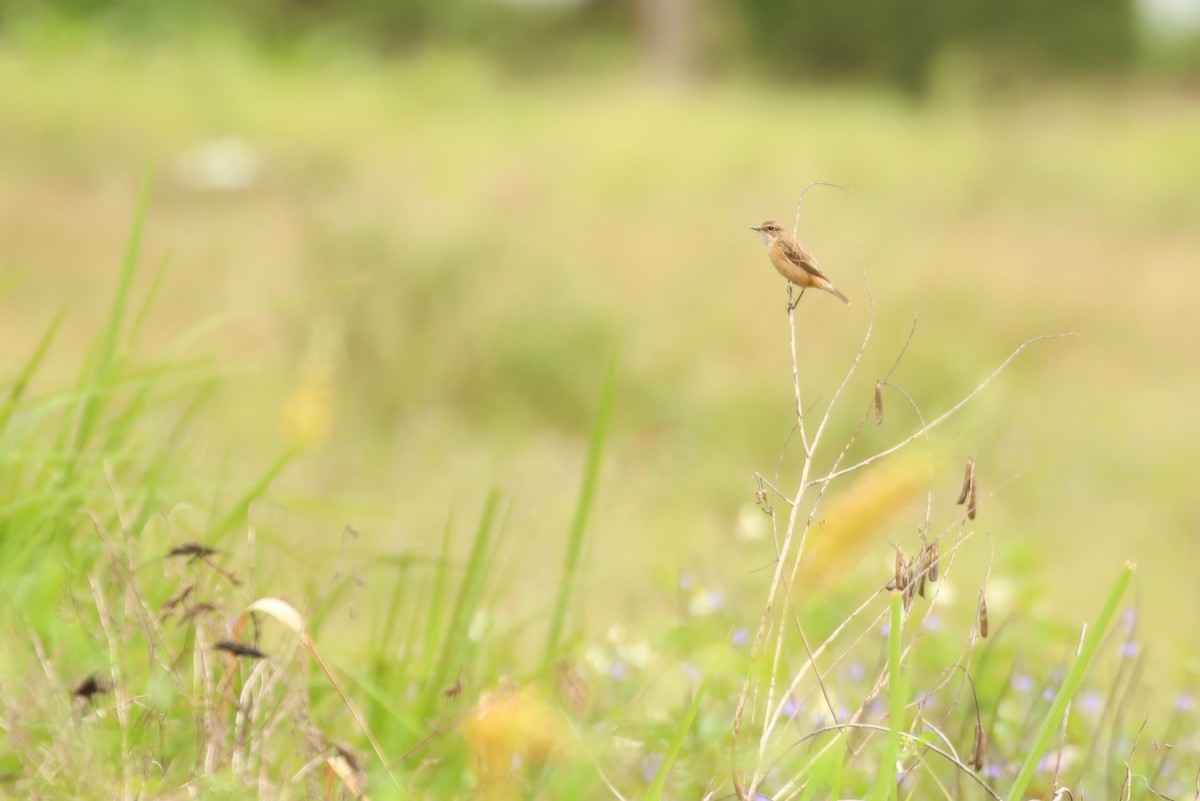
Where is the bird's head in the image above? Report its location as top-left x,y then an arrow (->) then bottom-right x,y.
750,220 -> 785,244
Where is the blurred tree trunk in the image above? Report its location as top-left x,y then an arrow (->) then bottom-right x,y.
638,0 -> 694,83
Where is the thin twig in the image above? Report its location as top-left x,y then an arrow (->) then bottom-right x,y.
779,722 -> 1002,801
810,334 -> 1077,487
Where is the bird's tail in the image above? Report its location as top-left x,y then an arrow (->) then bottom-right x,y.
825,282 -> 850,305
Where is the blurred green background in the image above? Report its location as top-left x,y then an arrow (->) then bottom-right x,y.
2,0 -> 1199,661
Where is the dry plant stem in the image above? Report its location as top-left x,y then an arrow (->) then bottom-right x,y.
880,381 -> 935,528
759,526 -> 980,782
737,279 -> 883,798
90,576 -> 132,801
810,333 -> 1077,488
838,527 -> 985,766
738,290 -> 1068,796
787,297 -> 812,456
794,612 -> 838,725
752,307 -> 872,783
777,723 -> 1002,801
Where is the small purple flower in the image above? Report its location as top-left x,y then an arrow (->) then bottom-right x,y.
880,622 -> 890,637
1078,690 -> 1104,715
1119,641 -> 1140,659
641,752 -> 663,783
707,590 -> 725,610
846,662 -> 866,682
682,661 -> 703,682
611,660 -> 629,681
1122,607 -> 1136,628
1042,686 -> 1057,702
781,699 -> 801,718
1013,673 -> 1033,692
923,613 -> 942,631
982,763 -> 1003,780
679,574 -> 695,591
1175,693 -> 1195,713
731,627 -> 749,647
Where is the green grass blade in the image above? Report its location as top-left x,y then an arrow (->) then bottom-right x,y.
124,251 -> 172,352
1005,561 -> 1135,801
427,489 -> 499,716
0,304 -> 67,434
71,172 -> 152,457
544,355 -> 616,667
423,512 -> 455,663
211,444 -> 301,541
872,593 -> 905,801
797,730 -> 848,801
643,675 -> 708,801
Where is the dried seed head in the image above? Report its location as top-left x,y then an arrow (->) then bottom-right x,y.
73,674 -> 112,701
215,640 -> 267,660
180,602 -> 217,624
874,380 -> 884,426
160,583 -> 195,614
968,479 -> 979,520
978,592 -> 989,639
555,660 -> 590,714
894,547 -> 907,591
929,540 -> 939,583
442,671 -> 465,699
971,722 -> 986,771
167,542 -> 219,561
957,457 -> 975,505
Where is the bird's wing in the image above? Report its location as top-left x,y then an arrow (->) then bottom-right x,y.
778,237 -> 829,279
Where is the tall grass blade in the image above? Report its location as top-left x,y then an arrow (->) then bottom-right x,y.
71,173 -> 152,458
423,512 -> 455,663
211,444 -> 300,541
872,593 -> 905,801
544,355 -> 616,667
0,305 -> 66,435
427,490 -> 499,717
643,675 -> 708,801
1005,561 -> 1135,801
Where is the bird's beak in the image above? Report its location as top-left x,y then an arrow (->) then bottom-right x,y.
750,226 -> 761,232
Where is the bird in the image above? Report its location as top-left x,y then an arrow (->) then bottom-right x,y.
750,220 -> 850,306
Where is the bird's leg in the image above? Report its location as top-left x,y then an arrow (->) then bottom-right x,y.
786,284 -> 806,312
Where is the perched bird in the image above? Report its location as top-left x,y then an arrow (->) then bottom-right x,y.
751,220 -> 850,306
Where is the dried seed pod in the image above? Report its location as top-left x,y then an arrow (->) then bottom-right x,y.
160,583 -> 195,614
167,542 -> 219,561
874,380 -> 884,426
215,640 -> 267,660
967,479 -> 979,520
928,540 -> 939,583
978,592 -> 989,638
442,671 -> 465,700
970,722 -> 986,771
917,565 -> 928,599
180,602 -> 217,624
902,557 -> 918,611
73,674 -> 112,701
957,457 -> 975,505
894,547 -> 907,592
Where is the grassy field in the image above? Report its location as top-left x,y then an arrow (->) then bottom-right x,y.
1,32 -> 1198,799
